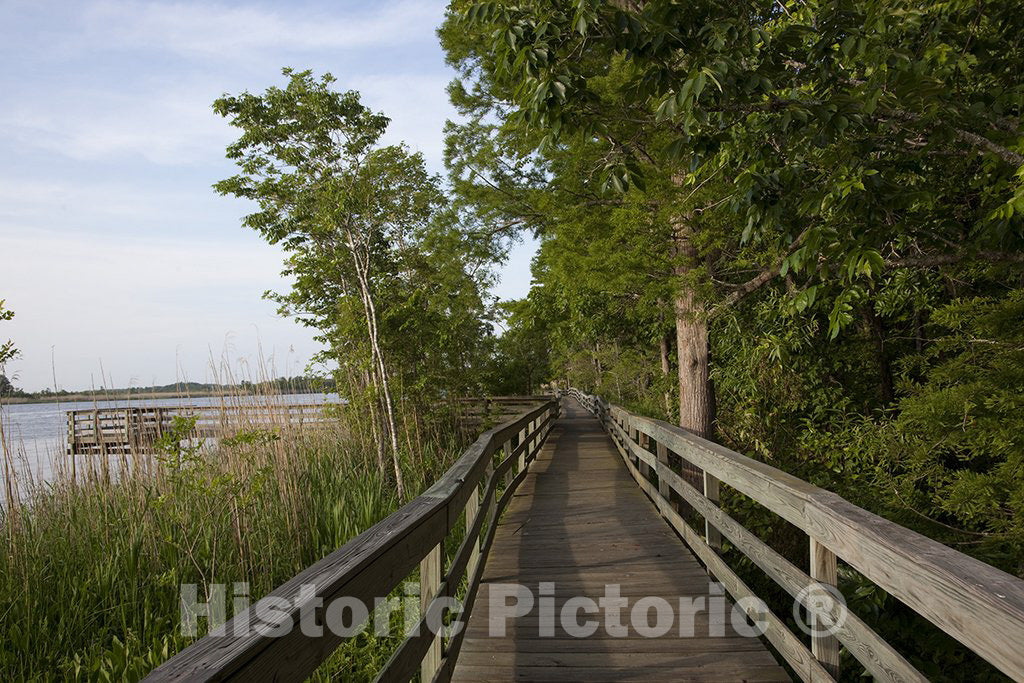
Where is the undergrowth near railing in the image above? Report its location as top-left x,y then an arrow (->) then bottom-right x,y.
0,395 -> 468,681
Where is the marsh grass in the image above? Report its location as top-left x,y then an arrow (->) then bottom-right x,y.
0,364 -> 468,681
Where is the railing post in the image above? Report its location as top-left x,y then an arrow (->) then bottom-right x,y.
638,430 -> 651,480
625,415 -> 635,466
520,419 -> 528,473
810,537 -> 840,678
420,543 -> 442,682
655,440 -> 671,505
466,473 -> 481,582
494,440 -> 507,517
703,471 -> 722,550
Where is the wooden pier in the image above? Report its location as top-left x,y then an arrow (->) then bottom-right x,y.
455,395 -> 553,431
66,402 -> 328,456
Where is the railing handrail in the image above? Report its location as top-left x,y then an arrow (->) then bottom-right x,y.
568,387 -> 1024,683
145,396 -> 560,682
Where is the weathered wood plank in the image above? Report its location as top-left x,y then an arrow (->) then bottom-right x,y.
378,407 -> 560,683
450,401 -> 790,683
703,470 -> 721,550
655,459 -> 926,683
436,431 -> 552,683
421,544 -> 443,681
612,427 -> 831,683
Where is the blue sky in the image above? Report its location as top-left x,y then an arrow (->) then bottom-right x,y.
0,0 -> 537,391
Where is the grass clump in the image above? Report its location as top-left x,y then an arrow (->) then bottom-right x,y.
0,397 -> 466,681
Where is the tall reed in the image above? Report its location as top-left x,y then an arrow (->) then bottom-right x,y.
0,360 -> 467,681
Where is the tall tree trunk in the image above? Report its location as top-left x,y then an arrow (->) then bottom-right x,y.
346,229 -> 406,499
361,279 -> 405,499
672,220 -> 714,440
659,332 -> 673,417
864,307 -> 895,405
362,367 -> 386,472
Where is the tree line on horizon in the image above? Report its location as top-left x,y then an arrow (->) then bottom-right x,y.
0,374 -> 336,400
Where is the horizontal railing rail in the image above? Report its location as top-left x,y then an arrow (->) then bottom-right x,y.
568,388 -> 1024,683
144,396 -> 560,682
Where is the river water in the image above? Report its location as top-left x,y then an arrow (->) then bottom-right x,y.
0,393 -> 337,501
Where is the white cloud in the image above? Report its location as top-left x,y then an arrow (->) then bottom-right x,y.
0,176 -> 219,224
0,83 -> 233,165
2,229 -> 285,292
82,0 -> 445,58
1,1 -> 452,165
2,71 -> 456,168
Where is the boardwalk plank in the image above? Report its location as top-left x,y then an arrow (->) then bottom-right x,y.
450,399 -> 791,682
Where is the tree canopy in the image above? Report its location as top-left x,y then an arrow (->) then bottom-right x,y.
440,2 -> 1024,676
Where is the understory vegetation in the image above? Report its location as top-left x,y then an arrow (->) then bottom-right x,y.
0,397 -> 470,681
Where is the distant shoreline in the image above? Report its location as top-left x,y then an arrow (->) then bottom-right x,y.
2,389 -> 326,405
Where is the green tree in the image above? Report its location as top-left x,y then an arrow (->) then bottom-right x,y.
443,0 -> 1024,585
444,0 -> 1024,441
214,69 -> 485,498
882,290 -> 1024,568
487,297 -> 552,395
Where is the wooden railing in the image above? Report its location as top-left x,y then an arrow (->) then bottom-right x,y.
454,395 -> 551,431
568,388 -> 1024,683
144,397 -> 559,682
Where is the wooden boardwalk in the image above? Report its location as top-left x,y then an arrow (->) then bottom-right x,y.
148,392 -> 1024,682
452,400 -> 789,682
